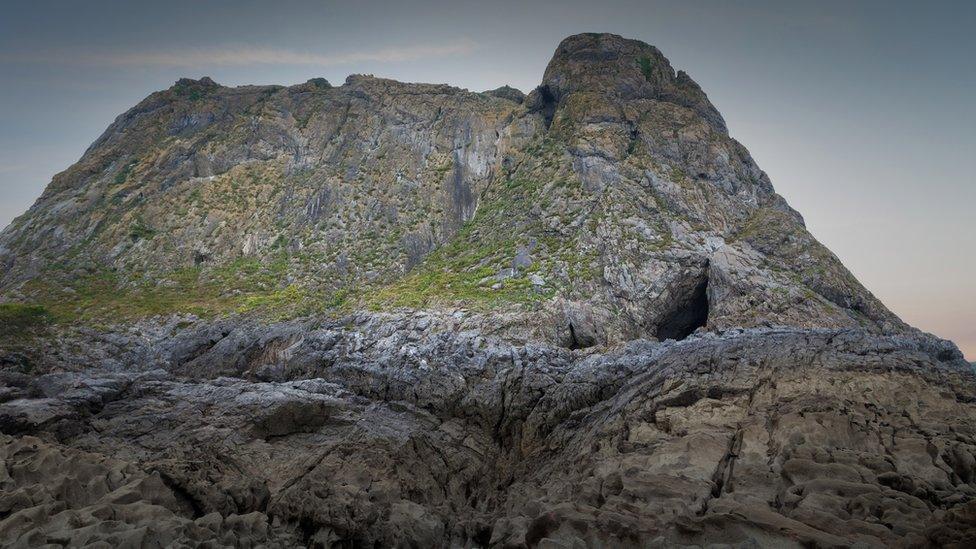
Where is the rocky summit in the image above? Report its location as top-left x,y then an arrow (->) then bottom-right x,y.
0,33 -> 973,548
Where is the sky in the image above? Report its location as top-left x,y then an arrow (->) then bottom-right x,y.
0,0 -> 973,358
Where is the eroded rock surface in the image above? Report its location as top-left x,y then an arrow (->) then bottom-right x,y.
1,319 -> 974,547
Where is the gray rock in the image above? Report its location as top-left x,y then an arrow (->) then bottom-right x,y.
0,319 -> 973,546
484,85 -> 526,103
513,247 -> 533,271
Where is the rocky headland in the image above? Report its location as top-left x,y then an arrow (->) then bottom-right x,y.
0,33 -> 973,547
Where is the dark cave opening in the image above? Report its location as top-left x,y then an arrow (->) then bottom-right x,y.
536,85 -> 557,130
567,322 -> 595,350
655,274 -> 709,342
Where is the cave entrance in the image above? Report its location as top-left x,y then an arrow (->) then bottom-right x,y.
655,274 -> 709,341
567,322 -> 596,350
536,85 -> 557,130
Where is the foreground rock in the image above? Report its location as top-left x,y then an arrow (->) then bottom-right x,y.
2,319 -> 974,547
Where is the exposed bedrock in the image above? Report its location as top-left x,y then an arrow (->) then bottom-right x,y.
1,319 -> 973,547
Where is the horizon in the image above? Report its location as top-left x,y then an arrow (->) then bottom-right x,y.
0,0 -> 973,358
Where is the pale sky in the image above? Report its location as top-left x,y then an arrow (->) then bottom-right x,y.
0,0 -> 972,358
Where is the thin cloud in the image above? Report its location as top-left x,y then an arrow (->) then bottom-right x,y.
0,41 -> 477,68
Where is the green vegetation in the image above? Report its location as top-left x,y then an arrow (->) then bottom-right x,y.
18,253 -> 338,325
113,160 -> 137,185
11,135 -> 597,326
365,221 -> 551,311
24,268 -> 232,323
638,56 -> 654,81
174,82 -> 208,101
237,284 -> 313,320
669,165 -> 691,187
128,218 -> 156,241
0,303 -> 52,338
732,207 -> 795,244
363,135 -> 586,311
626,137 -> 639,156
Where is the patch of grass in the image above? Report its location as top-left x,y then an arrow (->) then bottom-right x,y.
365,167 -> 563,310
237,284 -> 312,320
366,259 -> 552,311
129,218 -> 156,241
365,223 -> 527,310
113,160 -> 137,185
27,268 -> 234,322
732,207 -> 795,244
187,187 -> 202,204
19,252 -> 341,325
21,232 -> 377,326
0,303 -> 52,338
669,165 -> 690,187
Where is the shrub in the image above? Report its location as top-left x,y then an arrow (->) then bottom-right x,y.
129,218 -> 156,241
114,160 -> 136,185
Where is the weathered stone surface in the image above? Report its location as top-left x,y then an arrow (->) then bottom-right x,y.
0,322 -> 973,547
0,32 -> 971,548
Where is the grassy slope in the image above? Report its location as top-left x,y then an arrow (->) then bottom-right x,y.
2,136 -> 603,327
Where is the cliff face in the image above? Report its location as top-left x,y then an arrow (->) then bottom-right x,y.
0,34 -> 973,548
1,33 -> 900,346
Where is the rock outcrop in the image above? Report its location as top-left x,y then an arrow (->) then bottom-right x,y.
1,318 -> 974,547
0,34 -> 901,347
0,33 -> 973,547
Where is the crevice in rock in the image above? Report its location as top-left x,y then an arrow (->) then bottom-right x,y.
655,271 -> 709,341
700,425 -> 743,516
296,516 -> 320,546
625,123 -> 640,156
568,323 -> 581,350
525,512 -> 559,546
156,471 -> 206,519
472,525 -> 493,547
